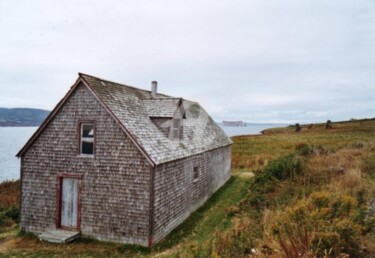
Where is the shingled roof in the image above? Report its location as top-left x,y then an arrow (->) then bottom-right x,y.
17,73 -> 232,166
143,98 -> 181,117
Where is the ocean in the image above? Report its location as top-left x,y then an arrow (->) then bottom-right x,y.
219,124 -> 284,137
0,127 -> 37,182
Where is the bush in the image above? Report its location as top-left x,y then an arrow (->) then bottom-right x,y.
295,142 -> 314,156
243,155 -> 303,211
5,206 -> 19,222
262,154 -> 302,181
0,213 -> 13,228
265,192 -> 365,257
0,213 -> 6,226
298,145 -> 314,156
296,144 -> 331,157
326,120 -> 333,129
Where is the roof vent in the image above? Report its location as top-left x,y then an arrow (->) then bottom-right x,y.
151,81 -> 157,98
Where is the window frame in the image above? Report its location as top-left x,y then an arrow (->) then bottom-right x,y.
193,166 -> 200,182
171,118 -> 181,140
78,121 -> 96,157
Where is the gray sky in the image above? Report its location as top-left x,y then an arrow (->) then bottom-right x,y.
1,0 -> 374,123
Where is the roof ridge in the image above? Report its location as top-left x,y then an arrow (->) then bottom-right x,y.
143,97 -> 182,101
78,72 -> 171,98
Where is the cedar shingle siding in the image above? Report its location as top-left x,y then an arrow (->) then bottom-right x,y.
18,74 -> 232,246
153,146 -> 231,243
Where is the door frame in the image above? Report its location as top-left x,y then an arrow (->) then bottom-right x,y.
56,173 -> 82,231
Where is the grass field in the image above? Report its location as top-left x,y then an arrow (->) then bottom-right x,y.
0,118 -> 375,257
232,118 -> 375,171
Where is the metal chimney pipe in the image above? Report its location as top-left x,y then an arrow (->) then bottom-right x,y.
151,81 -> 157,98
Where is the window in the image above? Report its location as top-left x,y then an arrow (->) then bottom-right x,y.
172,118 -> 181,139
80,123 -> 94,155
193,166 -> 199,181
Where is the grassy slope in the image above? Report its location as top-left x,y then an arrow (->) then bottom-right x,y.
227,119 -> 375,257
1,118 -> 374,257
232,118 -> 375,171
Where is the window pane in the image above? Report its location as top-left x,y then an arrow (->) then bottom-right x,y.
173,119 -> 180,128
82,141 -> 94,154
194,167 -> 199,179
82,124 -> 94,138
173,129 -> 179,139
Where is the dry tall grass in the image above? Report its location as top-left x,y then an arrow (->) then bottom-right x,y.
0,180 -> 19,211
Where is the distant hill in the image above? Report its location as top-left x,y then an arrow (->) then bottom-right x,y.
0,108 -> 49,126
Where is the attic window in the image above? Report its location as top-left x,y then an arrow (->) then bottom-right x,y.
172,118 -> 181,139
193,166 -> 200,182
80,123 -> 95,155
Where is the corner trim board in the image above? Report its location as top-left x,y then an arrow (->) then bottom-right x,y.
148,166 -> 155,247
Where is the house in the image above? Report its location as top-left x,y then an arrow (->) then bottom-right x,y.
16,73 -> 232,246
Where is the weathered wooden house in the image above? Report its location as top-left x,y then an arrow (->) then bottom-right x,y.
17,73 -> 232,246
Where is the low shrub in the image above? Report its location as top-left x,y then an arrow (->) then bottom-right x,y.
262,154 -> 303,181
326,120 -> 333,129
0,213 -> 13,228
0,213 -> 6,226
298,145 -> 315,156
243,155 -> 304,211
0,206 -> 19,230
296,144 -> 333,157
5,206 -> 19,222
265,192 -> 366,258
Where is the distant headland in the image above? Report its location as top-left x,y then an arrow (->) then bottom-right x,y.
222,120 -> 247,127
0,107 -> 49,127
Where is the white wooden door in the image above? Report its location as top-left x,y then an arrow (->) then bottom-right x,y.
61,178 -> 79,229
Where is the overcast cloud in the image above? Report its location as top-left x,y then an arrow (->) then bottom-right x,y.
1,0 -> 374,123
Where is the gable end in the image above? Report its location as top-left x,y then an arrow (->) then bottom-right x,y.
17,75 -> 155,167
